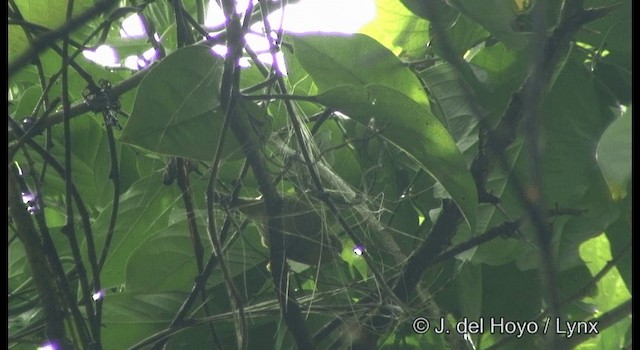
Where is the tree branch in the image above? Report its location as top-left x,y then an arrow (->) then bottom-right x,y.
8,170 -> 69,347
351,199 -> 462,349
560,299 -> 631,349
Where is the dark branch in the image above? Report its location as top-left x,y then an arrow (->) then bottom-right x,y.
8,171 -> 69,346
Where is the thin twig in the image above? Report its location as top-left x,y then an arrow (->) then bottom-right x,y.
60,2 -> 99,344
204,1 -> 252,349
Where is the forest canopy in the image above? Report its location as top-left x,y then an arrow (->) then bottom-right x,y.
8,0 -> 631,349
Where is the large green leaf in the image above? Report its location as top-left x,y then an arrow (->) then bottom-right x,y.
359,0 -> 430,58
537,59 -> 616,208
399,0 -> 490,58
290,32 -> 476,228
576,0 -> 631,69
126,221 -> 267,293
101,291 -> 186,349
477,263 -> 543,348
577,234 -> 631,349
593,56 -> 632,106
125,227 -> 202,293
469,41 -> 530,101
434,11 -> 490,57
8,26 -> 29,65
87,175 -> 179,287
12,86 -> 42,119
121,45 -> 268,162
596,106 -> 631,200
9,0 -> 93,63
446,0 -> 532,50
316,84 -> 477,230
289,33 -> 429,108
419,63 -> 479,154
604,198 -> 632,292
472,58 -> 620,270
13,0 -> 93,28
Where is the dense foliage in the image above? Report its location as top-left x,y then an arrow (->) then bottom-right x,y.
8,0 -> 631,349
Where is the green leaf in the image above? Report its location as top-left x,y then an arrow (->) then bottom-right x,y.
435,262 -> 482,327
553,182 -> 620,272
400,0 -> 490,59
101,291 -> 186,349
126,221 -> 267,293
419,63 -> 479,154
87,175 -> 179,287
481,263 -> 541,320
314,120 -> 363,188
473,58 -> 619,268
359,0 -> 430,58
126,228 -> 200,293
122,45 -> 267,162
594,57 -> 632,106
316,84 -> 477,230
596,106 -> 631,200
8,26 -> 28,65
8,237 -> 28,290
289,33 -> 429,108
447,0 -> 532,50
538,59 -> 616,205
13,86 -> 41,119
577,234 -> 631,349
440,13 -> 490,57
604,200 -> 632,291
32,116 -> 124,209
469,41 -> 529,96
575,0 -> 631,68
10,0 -> 93,63
400,0 -> 457,23
14,0 -> 92,28
290,32 -> 477,228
